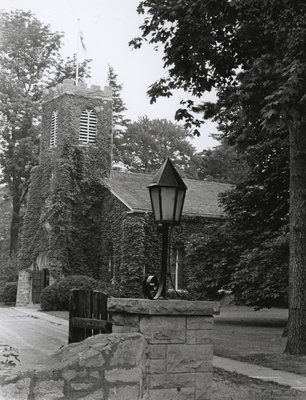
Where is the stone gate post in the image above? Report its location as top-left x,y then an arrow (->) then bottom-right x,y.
108,298 -> 220,400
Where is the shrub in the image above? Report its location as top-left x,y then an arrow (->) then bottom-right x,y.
2,282 -> 17,304
40,275 -> 100,311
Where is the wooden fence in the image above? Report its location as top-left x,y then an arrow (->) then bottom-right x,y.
68,289 -> 112,344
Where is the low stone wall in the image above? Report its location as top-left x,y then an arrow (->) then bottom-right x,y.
1,298 -> 219,399
0,333 -> 147,400
109,298 -> 220,400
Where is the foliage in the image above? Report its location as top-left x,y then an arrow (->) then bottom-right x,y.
184,223 -> 239,300
196,144 -> 249,184
40,275 -> 100,311
107,65 -> 130,164
230,233 -> 289,309
117,116 -> 199,177
2,282 -> 17,304
0,9 -> 91,255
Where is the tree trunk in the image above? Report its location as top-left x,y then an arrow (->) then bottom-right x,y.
285,121 -> 306,354
10,198 -> 21,257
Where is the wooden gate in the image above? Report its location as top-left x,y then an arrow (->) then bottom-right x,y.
32,269 -> 48,303
68,289 -> 112,344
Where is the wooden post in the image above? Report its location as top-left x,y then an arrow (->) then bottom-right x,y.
69,289 -> 86,343
84,289 -> 92,339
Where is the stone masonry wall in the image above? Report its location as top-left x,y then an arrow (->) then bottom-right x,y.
109,298 -> 220,400
0,333 -> 147,400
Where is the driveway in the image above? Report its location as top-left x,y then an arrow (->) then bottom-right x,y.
0,306 -> 68,375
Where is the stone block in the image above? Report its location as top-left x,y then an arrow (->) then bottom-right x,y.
195,372 -> 212,400
105,367 -> 143,383
0,378 -> 31,400
108,298 -> 220,315
78,348 -> 104,368
186,330 -> 196,344
112,314 -> 140,333
108,385 -> 140,399
148,387 -> 194,400
147,344 -> 167,359
146,359 -> 166,374
166,345 -> 212,373
78,388 -> 104,400
140,316 -> 186,343
110,335 -> 146,367
33,380 -> 65,400
196,330 -> 212,345
187,316 -> 214,330
147,373 -> 194,389
62,369 -> 77,381
186,329 -> 212,344
89,371 -> 100,379
71,382 -> 94,391
112,325 -> 139,333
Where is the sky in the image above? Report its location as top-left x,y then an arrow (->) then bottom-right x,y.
0,0 -> 219,151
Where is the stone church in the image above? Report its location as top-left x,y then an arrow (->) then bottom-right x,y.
16,79 -> 231,306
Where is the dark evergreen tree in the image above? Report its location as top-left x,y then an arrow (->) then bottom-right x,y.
107,65 -> 130,164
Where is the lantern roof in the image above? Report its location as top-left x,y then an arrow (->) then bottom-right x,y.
147,158 -> 187,190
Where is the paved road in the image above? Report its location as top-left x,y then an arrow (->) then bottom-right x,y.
0,306 -> 68,374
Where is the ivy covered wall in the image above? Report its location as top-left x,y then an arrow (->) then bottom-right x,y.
98,203 -> 222,298
18,81 -> 113,282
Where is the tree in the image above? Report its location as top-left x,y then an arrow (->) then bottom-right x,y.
116,116 -> 199,177
0,10 -> 91,256
196,144 -> 248,184
132,0 -> 306,354
107,65 -> 130,163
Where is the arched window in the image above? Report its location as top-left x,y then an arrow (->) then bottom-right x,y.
79,109 -> 97,144
170,244 -> 185,290
50,110 -> 58,147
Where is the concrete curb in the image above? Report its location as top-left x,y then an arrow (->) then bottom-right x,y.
214,355 -> 306,392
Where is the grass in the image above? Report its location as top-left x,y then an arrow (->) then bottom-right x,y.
214,305 -> 306,376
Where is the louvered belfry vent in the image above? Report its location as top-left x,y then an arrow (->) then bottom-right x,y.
79,109 -> 97,145
50,110 -> 58,147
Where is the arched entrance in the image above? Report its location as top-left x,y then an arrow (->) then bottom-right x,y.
32,252 -> 50,303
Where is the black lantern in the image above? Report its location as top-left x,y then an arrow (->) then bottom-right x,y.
148,158 -> 187,226
143,159 -> 187,299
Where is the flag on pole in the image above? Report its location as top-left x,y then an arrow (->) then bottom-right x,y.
79,30 -> 86,53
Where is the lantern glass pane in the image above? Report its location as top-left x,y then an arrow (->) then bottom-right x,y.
160,187 -> 176,222
150,187 -> 161,222
175,189 -> 185,222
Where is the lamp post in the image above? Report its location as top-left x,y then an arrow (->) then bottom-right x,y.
143,158 -> 187,299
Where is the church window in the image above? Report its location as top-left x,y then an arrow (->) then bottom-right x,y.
79,109 -> 97,144
50,110 -> 58,147
170,244 -> 185,290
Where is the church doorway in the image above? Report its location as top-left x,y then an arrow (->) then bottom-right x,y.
32,252 -> 50,303
32,269 -> 49,303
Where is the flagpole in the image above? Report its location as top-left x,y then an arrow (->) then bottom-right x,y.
76,19 -> 80,85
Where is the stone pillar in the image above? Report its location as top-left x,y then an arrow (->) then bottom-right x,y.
108,298 -> 220,400
16,270 -> 32,306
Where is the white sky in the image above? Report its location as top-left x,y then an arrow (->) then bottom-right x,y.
0,0 -> 219,151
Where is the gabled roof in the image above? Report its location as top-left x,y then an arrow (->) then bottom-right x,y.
107,171 -> 233,219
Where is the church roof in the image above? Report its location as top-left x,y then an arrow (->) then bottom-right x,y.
107,171 -> 233,219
